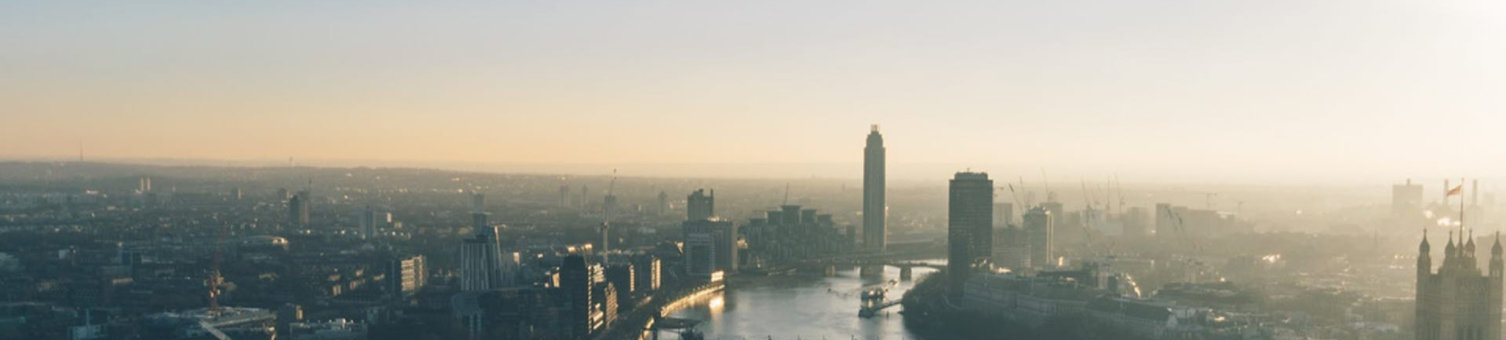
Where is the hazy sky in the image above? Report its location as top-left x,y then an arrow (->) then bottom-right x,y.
3,1 -> 1505,182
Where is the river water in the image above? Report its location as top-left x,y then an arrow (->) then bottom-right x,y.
657,265 -> 941,340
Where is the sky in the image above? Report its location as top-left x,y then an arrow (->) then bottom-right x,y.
3,1 -> 1506,183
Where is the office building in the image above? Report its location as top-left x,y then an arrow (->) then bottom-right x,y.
949,171 -> 993,297
687,189 -> 714,221
993,224 -> 1031,271
605,263 -> 634,303
632,255 -> 661,292
1023,206 -> 1054,269
683,219 -> 736,280
560,255 -> 595,339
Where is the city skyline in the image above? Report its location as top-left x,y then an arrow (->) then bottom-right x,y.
6,1 -> 1504,339
6,1 -> 1506,183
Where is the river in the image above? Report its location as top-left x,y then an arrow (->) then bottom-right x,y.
655,265 -> 941,340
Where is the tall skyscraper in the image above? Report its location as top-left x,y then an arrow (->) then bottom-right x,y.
288,191 -> 310,226
948,171 -> 992,297
1415,231 -> 1503,340
656,191 -> 669,216
560,255 -> 594,339
460,226 -> 510,291
687,189 -> 714,221
1023,206 -> 1054,269
358,205 -> 377,240
472,191 -> 490,232
472,212 -> 489,231
863,125 -> 887,252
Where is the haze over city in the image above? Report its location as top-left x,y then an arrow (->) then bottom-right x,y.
6,0 -> 1506,183
5,1 -> 1506,340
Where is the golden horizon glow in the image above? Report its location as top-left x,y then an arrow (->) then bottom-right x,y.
4,1 -> 1506,182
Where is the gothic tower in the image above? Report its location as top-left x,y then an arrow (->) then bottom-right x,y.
1416,230 -> 1503,340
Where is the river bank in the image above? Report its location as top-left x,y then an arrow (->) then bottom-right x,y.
660,265 -> 939,339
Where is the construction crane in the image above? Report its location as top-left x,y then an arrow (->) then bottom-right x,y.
1197,192 -> 1218,210
1159,204 -> 1202,252
1040,169 -> 1050,200
1079,180 -> 1104,258
1081,180 -> 1097,211
1114,176 -> 1126,215
1004,184 -> 1024,224
1017,176 -> 1030,207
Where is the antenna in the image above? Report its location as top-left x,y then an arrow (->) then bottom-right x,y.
783,183 -> 790,205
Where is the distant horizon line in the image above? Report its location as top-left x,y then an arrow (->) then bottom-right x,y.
0,157 -> 1475,188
